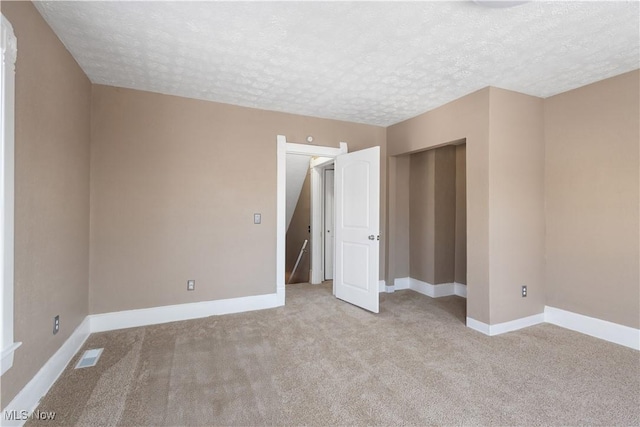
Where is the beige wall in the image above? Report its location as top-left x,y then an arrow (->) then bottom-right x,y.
90,85 -> 386,314
3,0 -> 637,407
286,170 -> 311,283
409,146 -> 457,284
434,146 -> 456,284
409,150 -> 435,283
455,144 -> 467,284
1,1 -> 92,407
385,155 -> 410,282
545,70 -> 639,329
389,87 -> 546,324
388,88 -> 491,323
488,88 -> 545,324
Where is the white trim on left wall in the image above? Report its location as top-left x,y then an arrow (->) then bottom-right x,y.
2,292 -> 280,426
2,318 -> 90,426
1,13 -> 21,377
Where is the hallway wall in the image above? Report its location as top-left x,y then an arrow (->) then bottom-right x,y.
286,170 -> 311,284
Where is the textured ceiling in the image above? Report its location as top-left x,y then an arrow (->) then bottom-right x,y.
34,1 -> 639,126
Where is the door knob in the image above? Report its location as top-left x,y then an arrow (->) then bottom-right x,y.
368,235 -> 375,240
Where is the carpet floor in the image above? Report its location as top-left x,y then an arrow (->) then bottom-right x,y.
28,282 -> 639,426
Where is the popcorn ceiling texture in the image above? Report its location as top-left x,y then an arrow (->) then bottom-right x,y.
34,1 -> 639,126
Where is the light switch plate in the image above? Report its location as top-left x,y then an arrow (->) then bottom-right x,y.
254,213 -> 261,224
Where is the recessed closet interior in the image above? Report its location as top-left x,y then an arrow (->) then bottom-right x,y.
408,143 -> 467,288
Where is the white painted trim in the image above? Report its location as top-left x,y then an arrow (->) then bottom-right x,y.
468,308 -> 639,349
1,13 -> 18,377
409,278 -> 456,298
310,147 -> 345,285
387,278 -> 637,349
392,277 -> 466,298
2,318 -> 90,426
466,313 -> 544,336
393,277 -> 410,290
286,142 -> 347,157
277,135 -> 347,295
311,160 -> 341,285
5,297 -> 639,425
378,280 -> 386,293
3,291 -> 283,424
276,135 -> 287,305
489,313 -> 545,335
90,292 -> 280,333
310,165 -> 323,284
384,285 -> 395,293
466,317 -> 491,335
1,341 -> 21,376
454,282 -> 467,298
309,156 -> 334,169
545,306 -> 640,350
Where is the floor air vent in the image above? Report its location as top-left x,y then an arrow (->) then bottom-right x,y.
75,348 -> 104,369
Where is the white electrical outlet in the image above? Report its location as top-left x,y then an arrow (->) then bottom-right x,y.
254,213 -> 261,224
187,280 -> 195,291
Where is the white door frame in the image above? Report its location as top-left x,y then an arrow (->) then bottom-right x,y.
1,14 -> 20,376
276,135 -> 347,305
322,167 -> 335,282
309,156 -> 334,285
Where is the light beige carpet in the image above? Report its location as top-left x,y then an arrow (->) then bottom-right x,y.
29,283 -> 639,426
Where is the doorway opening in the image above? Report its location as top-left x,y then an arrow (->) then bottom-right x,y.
285,156 -> 335,285
322,167 -> 334,281
277,135 -> 381,313
276,136 -> 346,305
407,142 -> 467,299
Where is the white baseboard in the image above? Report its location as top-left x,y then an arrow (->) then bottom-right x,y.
467,313 -> 545,336
1,342 -> 22,376
466,317 -> 491,335
467,308 -> 639,350
409,278 -> 467,299
378,280 -> 386,293
6,290 -> 638,427
545,306 -> 639,350
2,317 -> 90,426
276,285 -> 285,306
393,277 -> 410,291
410,278 -> 448,297
90,292 -> 281,332
454,282 -> 467,298
388,277 -> 466,298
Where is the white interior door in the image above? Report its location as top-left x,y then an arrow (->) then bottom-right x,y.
334,146 -> 380,313
324,169 -> 334,281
